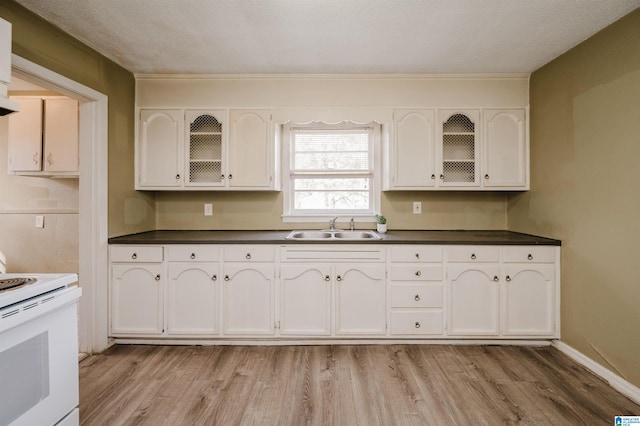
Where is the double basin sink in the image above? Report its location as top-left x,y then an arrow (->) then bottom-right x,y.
286,230 -> 381,241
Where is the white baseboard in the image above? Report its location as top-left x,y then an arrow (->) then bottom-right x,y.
553,340 -> 640,405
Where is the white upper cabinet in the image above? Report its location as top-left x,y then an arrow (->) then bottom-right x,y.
438,109 -> 481,188
137,108 -> 276,190
8,97 -> 79,176
482,109 -> 528,188
388,109 -> 436,189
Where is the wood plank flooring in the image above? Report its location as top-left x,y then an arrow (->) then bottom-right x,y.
79,344 -> 640,425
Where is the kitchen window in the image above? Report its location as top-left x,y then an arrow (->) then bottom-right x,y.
282,121 -> 380,222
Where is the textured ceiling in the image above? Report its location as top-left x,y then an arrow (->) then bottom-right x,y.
13,0 -> 640,75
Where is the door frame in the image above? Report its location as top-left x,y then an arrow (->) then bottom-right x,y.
11,54 -> 109,353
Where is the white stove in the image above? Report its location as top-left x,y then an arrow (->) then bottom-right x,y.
0,273 -> 81,426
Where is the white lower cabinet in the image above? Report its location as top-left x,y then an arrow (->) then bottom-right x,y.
335,264 -> 386,335
280,265 -> 331,336
166,263 -> 219,335
222,263 -> 275,335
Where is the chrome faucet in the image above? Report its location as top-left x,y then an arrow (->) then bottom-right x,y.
329,217 -> 338,231
350,217 -> 355,231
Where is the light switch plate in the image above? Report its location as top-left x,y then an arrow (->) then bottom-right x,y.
413,202 -> 422,214
35,215 -> 45,228
204,203 -> 213,216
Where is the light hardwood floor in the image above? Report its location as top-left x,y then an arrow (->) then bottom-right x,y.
79,344 -> 640,425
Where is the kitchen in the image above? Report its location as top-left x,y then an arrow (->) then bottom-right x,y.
1,0 -> 640,424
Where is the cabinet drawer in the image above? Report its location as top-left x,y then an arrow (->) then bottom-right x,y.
390,284 -> 443,308
390,311 -> 443,335
446,246 -> 500,263
166,245 -> 220,262
503,246 -> 556,263
389,265 -> 442,281
389,246 -> 443,263
110,246 -> 163,263
223,245 -> 275,262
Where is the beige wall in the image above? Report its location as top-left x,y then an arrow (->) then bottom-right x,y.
0,1 -> 154,239
508,9 -> 640,387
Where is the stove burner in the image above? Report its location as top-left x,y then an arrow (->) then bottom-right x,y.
0,277 -> 37,292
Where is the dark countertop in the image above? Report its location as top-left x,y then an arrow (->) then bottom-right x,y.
108,230 -> 561,246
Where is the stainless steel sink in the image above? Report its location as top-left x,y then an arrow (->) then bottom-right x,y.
286,230 -> 381,240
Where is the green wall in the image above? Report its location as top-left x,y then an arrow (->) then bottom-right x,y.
0,1 -> 154,237
508,9 -> 640,387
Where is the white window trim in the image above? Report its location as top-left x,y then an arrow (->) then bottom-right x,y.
282,121 -> 381,223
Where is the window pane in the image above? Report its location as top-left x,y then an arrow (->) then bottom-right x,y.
294,152 -> 368,170
293,131 -> 369,170
294,178 -> 369,191
294,191 -> 370,210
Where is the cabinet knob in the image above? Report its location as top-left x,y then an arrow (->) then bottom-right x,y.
246,253 -> 252,260
439,174 -> 444,180
175,174 -> 180,180
224,275 -> 230,281
415,322 -> 421,329
493,275 -> 499,282
484,174 -> 489,179
414,294 -> 420,302
470,253 -> 476,260
415,253 -> 420,259
336,275 -> 343,282
190,253 -> 196,259
212,274 -> 217,281
155,274 -> 161,281
221,174 -> 225,180
527,254 -> 533,260
506,275 -> 512,282
415,270 -> 422,277
47,152 -> 53,165
431,174 -> 436,180
131,253 -> 137,260
228,174 -> 233,179
325,275 -> 330,281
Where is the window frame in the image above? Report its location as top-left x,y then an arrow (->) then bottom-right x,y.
282,121 -> 381,223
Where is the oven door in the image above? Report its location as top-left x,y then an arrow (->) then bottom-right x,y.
0,287 -> 81,426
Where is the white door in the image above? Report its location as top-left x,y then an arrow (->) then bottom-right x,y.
138,109 -> 183,188
502,264 -> 555,336
280,265 -> 331,336
222,264 -> 275,335
167,263 -> 219,335
7,97 -> 42,172
392,109 -> 436,188
43,98 -> 78,172
229,109 -> 272,188
110,264 -> 163,335
483,109 -> 527,188
335,264 -> 386,335
448,264 -> 500,335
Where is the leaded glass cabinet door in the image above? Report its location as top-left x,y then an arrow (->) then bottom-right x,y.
185,110 -> 226,187
438,110 -> 480,187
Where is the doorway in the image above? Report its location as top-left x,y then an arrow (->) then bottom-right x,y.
10,55 -> 109,354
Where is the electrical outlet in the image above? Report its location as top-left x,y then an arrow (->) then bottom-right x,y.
35,215 -> 45,228
413,202 -> 422,214
204,203 -> 213,216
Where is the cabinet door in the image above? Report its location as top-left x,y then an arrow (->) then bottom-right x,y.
185,110 -> 225,187
229,109 -> 272,189
502,264 -> 555,336
280,265 -> 331,336
438,109 -> 480,187
447,264 -> 500,335
222,264 -> 274,335
392,109 -> 436,188
335,264 -> 386,335
7,97 -> 42,172
483,109 -> 527,188
43,98 -> 78,172
111,264 -> 163,335
138,109 -> 183,188
167,263 -> 219,335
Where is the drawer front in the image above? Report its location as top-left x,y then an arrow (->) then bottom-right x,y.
446,246 -> 500,263
390,311 -> 443,335
223,245 -> 275,262
389,246 -> 443,263
390,284 -> 443,308
110,246 -> 163,263
389,265 -> 442,281
503,246 -> 556,263
166,245 -> 220,262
